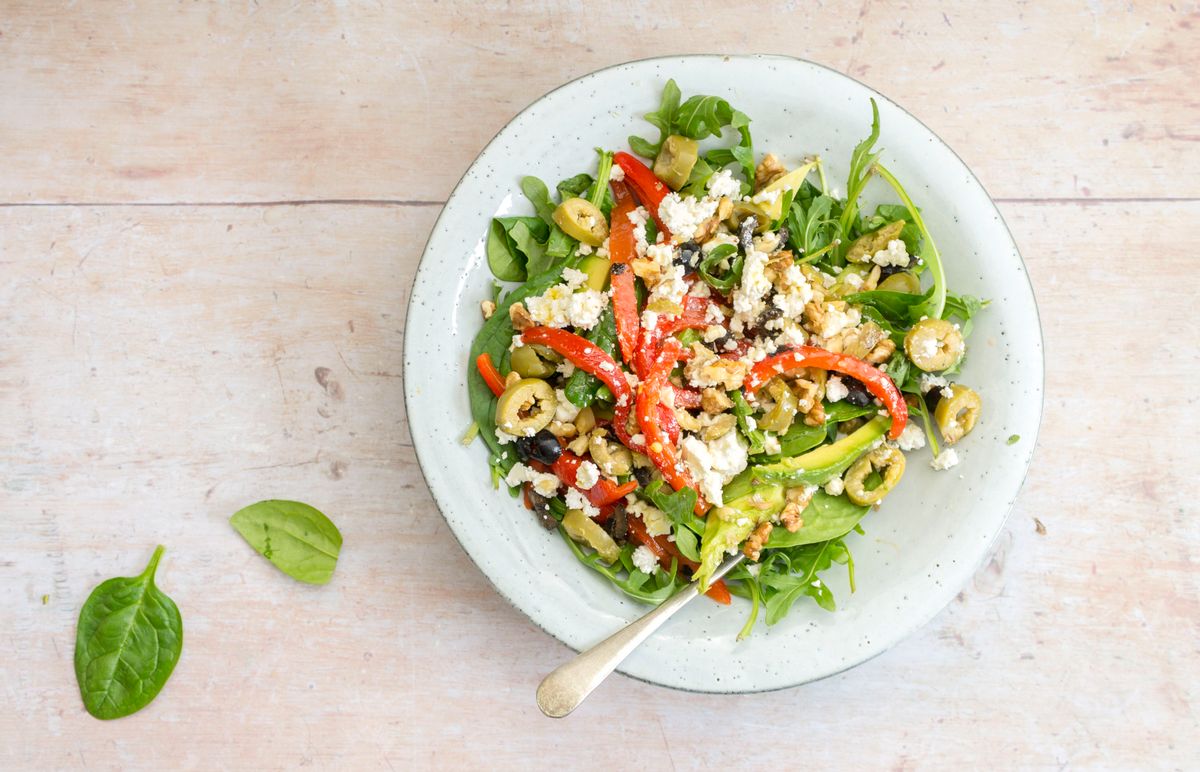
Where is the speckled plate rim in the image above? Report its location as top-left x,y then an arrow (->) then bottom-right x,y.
404,54 -> 1044,694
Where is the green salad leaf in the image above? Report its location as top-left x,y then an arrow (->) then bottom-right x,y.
766,491 -> 871,548
761,537 -> 854,622
75,546 -> 183,720
563,305 -> 617,407
230,500 -> 343,584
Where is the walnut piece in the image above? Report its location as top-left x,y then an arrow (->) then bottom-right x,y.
684,343 -> 748,390
755,153 -> 786,191
509,301 -> 534,331
700,387 -> 734,414
780,485 -> 817,532
742,522 -> 774,561
481,299 -> 496,320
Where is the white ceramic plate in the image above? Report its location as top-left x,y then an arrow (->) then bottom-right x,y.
404,55 -> 1043,693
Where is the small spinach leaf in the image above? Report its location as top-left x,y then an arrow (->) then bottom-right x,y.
74,546 -> 183,720
563,305 -> 617,407
766,492 -> 870,548
230,500 -> 343,585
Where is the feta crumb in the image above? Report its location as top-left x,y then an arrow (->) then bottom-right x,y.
658,193 -> 719,242
562,267 -> 589,287
706,168 -> 741,199
526,282 -> 606,330
870,239 -> 910,268
896,422 -> 926,451
647,263 -> 688,310
680,430 -> 748,506
574,461 -> 601,490
731,248 -> 772,329
825,375 -> 850,403
824,475 -> 845,496
703,324 -> 726,343
627,207 -> 650,256
556,360 -> 576,377
627,499 -> 671,537
843,272 -> 864,289
816,303 -> 861,339
918,373 -> 949,394
751,188 -> 780,206
554,389 -> 580,423
609,164 -> 625,182
929,448 -> 960,471
577,242 -> 594,256
495,427 -> 515,445
505,463 -> 561,496
761,433 -> 782,455
631,544 -> 659,574
565,487 -> 600,517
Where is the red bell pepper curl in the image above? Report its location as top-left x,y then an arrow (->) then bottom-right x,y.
672,386 -> 703,410
635,295 -> 713,376
636,339 -> 706,515
613,151 -> 673,240
551,451 -> 639,508
627,515 -> 731,605
475,352 -> 506,397
608,182 -> 641,367
718,337 -> 752,361
745,346 -> 908,440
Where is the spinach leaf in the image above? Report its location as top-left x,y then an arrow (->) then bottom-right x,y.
779,421 -> 827,456
629,78 -> 681,159
556,173 -> 593,203
486,216 -> 549,282
560,530 -> 681,604
697,243 -> 743,292
563,305 -> 617,407
230,500 -> 343,584
845,287 -> 932,326
74,546 -> 183,720
520,176 -> 557,225
824,401 -> 878,423
761,537 -> 854,623
638,480 -> 704,561
766,491 -> 870,548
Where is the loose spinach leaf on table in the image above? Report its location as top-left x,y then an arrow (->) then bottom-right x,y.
766,491 -> 870,548
74,545 -> 183,720
230,500 -> 343,585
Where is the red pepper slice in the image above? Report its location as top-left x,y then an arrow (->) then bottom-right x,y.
552,451 -> 639,508
608,181 -> 641,366
627,515 -> 730,604
672,386 -> 703,410
475,352 -> 506,397
521,326 -> 633,408
745,346 -> 908,439
613,151 -> 673,240
635,295 -> 712,377
636,338 -> 706,515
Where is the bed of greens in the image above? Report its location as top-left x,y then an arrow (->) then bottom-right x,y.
465,79 -> 986,637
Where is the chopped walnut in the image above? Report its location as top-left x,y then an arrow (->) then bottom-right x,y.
742,522 -> 774,561
803,401 -> 826,426
509,302 -> 534,331
700,387 -> 734,414
481,299 -> 496,320
630,257 -> 662,288
766,250 -> 794,276
684,343 -> 748,390
802,300 -> 825,337
700,412 -> 737,441
841,322 -> 887,360
693,198 -> 732,242
780,486 -> 817,532
867,338 -> 896,364
547,420 -> 577,439
503,371 -> 522,389
755,153 -> 786,191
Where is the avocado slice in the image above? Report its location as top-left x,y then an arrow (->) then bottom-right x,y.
750,416 -> 890,487
579,254 -> 611,292
695,484 -> 786,590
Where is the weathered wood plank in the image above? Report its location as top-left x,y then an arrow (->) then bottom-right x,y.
0,200 -> 1194,768
0,1 -> 1196,204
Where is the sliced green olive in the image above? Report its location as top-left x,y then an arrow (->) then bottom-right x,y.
845,220 -> 905,263
934,385 -> 982,445
831,264 -> 872,297
510,345 -> 555,378
562,508 -> 621,563
589,433 -> 633,477
653,134 -> 699,190
904,318 -> 965,372
553,197 -> 608,246
758,379 -> 799,434
878,271 -> 921,294
845,446 -> 905,506
580,254 -> 611,291
729,201 -> 769,232
495,377 -> 556,436
574,406 -> 596,436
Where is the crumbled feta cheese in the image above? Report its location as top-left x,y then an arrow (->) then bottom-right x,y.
556,360 -> 576,377
843,272 -> 864,289
554,389 -> 580,423
609,164 -> 625,182
751,188 -> 780,206
772,267 -> 815,319
521,281 -> 605,330
647,263 -> 688,310
505,463 -> 561,496
870,239 -> 910,268
816,303 -> 861,338
701,232 -> 739,252
577,242 -> 594,256
574,461 -> 600,490
562,267 -> 589,287
495,427 -> 515,445
826,375 -> 849,403
680,430 -> 748,506
640,309 -> 659,330
929,448 -> 960,471
658,193 -> 719,242
627,207 -> 650,256
730,248 -> 772,331
631,544 -> 659,574
896,422 -> 927,451
564,486 -> 600,517
645,242 -> 675,271
627,499 -> 671,537
824,475 -> 845,496
761,433 -> 782,455
689,281 -> 711,299
918,373 -> 949,394
703,324 -> 726,343
595,236 -> 611,259
704,303 -> 725,324
706,169 -> 742,200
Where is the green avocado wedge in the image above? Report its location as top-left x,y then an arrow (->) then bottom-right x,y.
750,416 -> 890,487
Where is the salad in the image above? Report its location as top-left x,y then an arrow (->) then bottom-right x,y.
465,80 -> 986,636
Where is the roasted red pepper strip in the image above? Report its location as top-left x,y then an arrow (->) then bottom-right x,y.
636,338 -> 706,515
635,295 -> 712,377
672,386 -> 703,410
745,346 -> 908,439
613,151 -> 673,240
552,451 -> 639,508
627,515 -> 730,604
608,181 -> 641,366
475,352 -> 506,397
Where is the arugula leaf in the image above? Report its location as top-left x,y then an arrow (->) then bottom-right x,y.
589,149 -> 614,215
788,192 -> 842,260
560,530 -> 681,604
682,155 -> 717,198
629,78 -> 681,159
766,491 -> 870,548
730,389 -> 766,455
230,500 -> 343,584
875,163 -> 946,319
702,108 -> 755,182
942,291 -> 989,337
836,99 -> 882,262
697,243 -> 743,292
630,80 -> 754,183
845,287 -> 932,326
563,305 -> 617,407
75,546 -> 183,720
761,537 -> 854,622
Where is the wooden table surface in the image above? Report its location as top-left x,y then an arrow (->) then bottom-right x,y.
2,2 -> 1197,769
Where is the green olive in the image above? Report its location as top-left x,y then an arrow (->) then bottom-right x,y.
878,271 -> 921,294
844,446 -> 905,506
553,198 -> 608,246
934,385 -> 982,445
653,134 -> 699,190
758,379 -> 799,434
831,264 -> 872,297
845,220 -> 905,264
589,433 -> 633,477
510,345 -> 555,378
729,201 -> 769,232
580,254 -> 611,291
495,377 -> 556,436
904,318 -> 965,372
562,509 -> 621,563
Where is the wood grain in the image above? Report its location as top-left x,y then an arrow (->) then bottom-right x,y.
1,0 -> 1196,769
